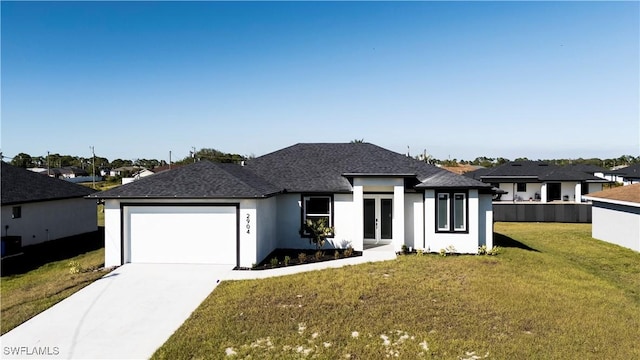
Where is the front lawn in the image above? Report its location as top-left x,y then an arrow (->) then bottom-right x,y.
1,248 -> 109,335
154,223 -> 640,359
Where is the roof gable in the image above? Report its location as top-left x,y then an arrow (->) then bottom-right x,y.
1,162 -> 96,205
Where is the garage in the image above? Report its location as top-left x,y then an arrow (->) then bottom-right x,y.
124,205 -> 238,265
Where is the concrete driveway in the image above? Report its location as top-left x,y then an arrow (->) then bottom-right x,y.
1,264 -> 233,359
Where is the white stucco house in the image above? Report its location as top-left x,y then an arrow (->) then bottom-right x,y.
465,161 -> 609,203
1,162 -> 98,256
583,184 -> 640,252
90,143 -> 495,268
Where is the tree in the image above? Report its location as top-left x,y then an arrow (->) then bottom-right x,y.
350,138 -> 365,143
300,218 -> 334,250
10,153 -> 33,168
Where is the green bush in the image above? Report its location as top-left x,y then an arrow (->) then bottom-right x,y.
298,253 -> 307,264
284,255 -> 291,266
270,257 -> 278,267
334,250 -> 340,259
314,251 -> 324,261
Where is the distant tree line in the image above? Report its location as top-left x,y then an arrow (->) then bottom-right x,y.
5,149 -> 638,171
419,155 -> 639,169
4,148 -> 248,170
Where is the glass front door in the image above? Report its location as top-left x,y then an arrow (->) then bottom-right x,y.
363,195 -> 393,243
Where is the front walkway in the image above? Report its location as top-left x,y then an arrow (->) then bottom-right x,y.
0,246 -> 396,359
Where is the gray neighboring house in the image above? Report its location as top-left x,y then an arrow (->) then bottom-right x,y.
465,161 -> 609,203
91,143 -> 496,268
584,183 -> 640,252
1,162 -> 97,255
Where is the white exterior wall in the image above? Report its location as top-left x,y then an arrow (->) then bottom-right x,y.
495,183 -> 542,202
424,189 -> 482,254
104,198 -> 261,268
478,193 -> 493,249
255,197 -> 277,266
404,193 -> 424,250
561,182 -> 578,202
1,198 -> 97,247
333,193 -> 356,248
275,193 -> 306,249
591,202 -> 640,252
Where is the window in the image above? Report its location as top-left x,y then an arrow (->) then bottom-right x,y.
517,183 -> 526,192
301,195 -> 333,236
436,192 -> 467,233
12,206 -> 21,219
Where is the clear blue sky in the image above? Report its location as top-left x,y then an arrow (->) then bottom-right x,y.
2,1 -> 638,163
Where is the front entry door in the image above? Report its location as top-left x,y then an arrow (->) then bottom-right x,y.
364,195 -> 393,243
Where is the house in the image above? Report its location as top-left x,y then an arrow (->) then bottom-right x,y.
602,164 -> 640,185
1,162 -> 98,255
121,168 -> 155,185
90,143 -> 495,268
583,183 -> 640,252
464,161 -> 609,203
110,166 -> 145,177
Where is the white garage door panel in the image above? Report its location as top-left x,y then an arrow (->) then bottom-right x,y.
128,206 -> 236,264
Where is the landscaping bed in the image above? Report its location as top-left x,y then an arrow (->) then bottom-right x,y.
237,247 -> 362,270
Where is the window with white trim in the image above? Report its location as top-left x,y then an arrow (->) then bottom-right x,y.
436,192 -> 467,233
302,195 -> 333,236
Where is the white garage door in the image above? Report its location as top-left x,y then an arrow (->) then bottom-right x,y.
127,205 -> 237,265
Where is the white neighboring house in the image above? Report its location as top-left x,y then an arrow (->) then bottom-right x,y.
1,162 -> 98,256
90,143 -> 496,269
583,183 -> 640,252
464,161 -> 609,203
121,168 -> 154,185
602,164 -> 640,186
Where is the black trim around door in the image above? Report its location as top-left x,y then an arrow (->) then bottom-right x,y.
120,202 -> 241,267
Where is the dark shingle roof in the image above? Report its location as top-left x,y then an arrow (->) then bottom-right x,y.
90,161 -> 281,199
609,164 -> 640,178
476,161 -> 608,183
566,164 -> 606,174
91,143 -> 490,199
1,162 -> 97,205
246,143 -> 489,192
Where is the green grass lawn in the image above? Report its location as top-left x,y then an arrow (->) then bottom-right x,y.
1,248 -> 108,335
153,223 -> 640,359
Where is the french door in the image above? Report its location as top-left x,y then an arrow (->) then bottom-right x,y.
363,195 -> 393,243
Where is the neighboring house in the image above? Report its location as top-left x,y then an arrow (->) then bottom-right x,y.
122,168 -> 155,185
110,166 -> 145,177
602,164 -> 640,185
465,161 -> 609,203
1,162 -> 98,255
90,143 -> 495,268
46,167 -> 90,179
583,183 -> 640,252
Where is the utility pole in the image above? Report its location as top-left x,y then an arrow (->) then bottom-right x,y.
47,151 -> 50,176
90,146 -> 95,189
191,146 -> 196,163
169,151 -> 172,170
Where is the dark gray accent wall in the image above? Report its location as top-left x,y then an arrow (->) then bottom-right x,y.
493,203 -> 592,223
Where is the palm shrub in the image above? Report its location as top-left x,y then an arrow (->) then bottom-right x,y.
300,218 -> 334,250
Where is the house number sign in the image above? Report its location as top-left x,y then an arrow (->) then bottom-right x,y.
246,214 -> 250,234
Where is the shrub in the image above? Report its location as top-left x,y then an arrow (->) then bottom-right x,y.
298,253 -> 307,263
416,249 -> 424,256
299,218 -> 334,250
488,246 -> 502,256
314,251 -> 324,261
284,255 -> 291,266
401,244 -> 409,254
439,248 -> 447,257
445,245 -> 457,255
478,245 -> 488,255
270,257 -> 279,267
334,250 -> 340,259
344,246 -> 354,257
